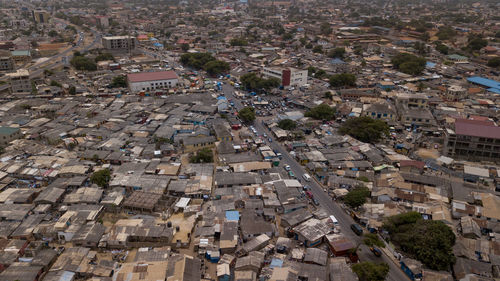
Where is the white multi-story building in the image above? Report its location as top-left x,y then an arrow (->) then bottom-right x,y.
261,67 -> 308,88
127,71 -> 179,93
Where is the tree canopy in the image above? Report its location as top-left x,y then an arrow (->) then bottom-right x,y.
90,168 -> 111,188
391,53 -> 426,76
240,73 -> 281,91
95,52 -> 114,62
278,119 -> 297,130
320,22 -> 332,35
363,233 -> 385,248
329,73 -> 356,88
238,107 -> 256,123
487,57 -> 500,68
352,262 -> 389,281
70,52 -> 97,71
180,53 -> 229,76
304,103 -> 336,120
467,36 -> 488,51
328,47 -> 346,58
344,186 -> 370,209
189,148 -> 213,163
339,116 -> 389,143
436,26 -> 456,41
230,37 -> 248,46
435,42 -> 449,55
383,212 -> 456,271
110,75 -> 127,88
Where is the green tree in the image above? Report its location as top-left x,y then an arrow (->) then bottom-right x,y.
230,37 -> 248,46
70,53 -> 97,71
320,22 -> 332,35
238,107 -> 256,123
312,45 -> 323,54
467,37 -> 488,51
90,168 -> 111,187
328,47 -> 346,58
344,186 -> 370,209
179,53 -> 229,76
305,103 -> 336,120
204,60 -> 230,76
324,91 -> 333,100
339,116 -> 389,143
111,75 -> 127,88
50,80 -> 62,87
48,30 -> 58,37
383,212 -> 456,271
352,262 -> 389,281
391,53 -> 426,75
436,26 -> 456,41
95,52 -> 114,62
181,43 -> 190,52
189,148 -> 213,163
487,57 -> 500,68
329,73 -> 356,87
240,73 -> 280,91
435,42 -> 449,55
363,233 -> 385,248
278,119 -> 297,130
68,86 -> 76,95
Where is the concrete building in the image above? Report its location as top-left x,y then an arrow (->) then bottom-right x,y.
8,69 -> 31,93
444,118 -> 500,162
261,67 -> 308,88
0,127 -> 21,147
32,10 -> 50,24
127,70 -> 179,93
0,56 -> 14,71
101,36 -> 136,51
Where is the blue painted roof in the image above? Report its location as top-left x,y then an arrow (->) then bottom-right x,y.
330,58 -> 345,64
488,88 -> 500,94
225,210 -> 239,221
426,62 -> 436,68
467,76 -> 500,93
270,258 -> 283,268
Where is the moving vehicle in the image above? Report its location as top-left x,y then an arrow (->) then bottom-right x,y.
288,171 -> 295,178
284,165 -> 291,171
302,173 -> 311,182
351,224 -> 363,236
370,247 -> 382,257
330,215 -> 339,226
312,198 -> 320,206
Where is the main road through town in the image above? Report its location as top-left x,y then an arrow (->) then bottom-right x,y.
0,21 -> 101,92
222,83 -> 409,281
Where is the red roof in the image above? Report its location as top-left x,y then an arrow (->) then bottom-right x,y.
127,71 -> 178,83
400,160 -> 425,170
454,118 -> 500,139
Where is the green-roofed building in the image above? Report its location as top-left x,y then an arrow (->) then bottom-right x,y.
0,127 -> 21,147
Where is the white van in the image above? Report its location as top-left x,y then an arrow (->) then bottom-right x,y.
330,215 -> 339,226
302,174 -> 311,182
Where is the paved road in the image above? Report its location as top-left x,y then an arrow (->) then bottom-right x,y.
0,25 -> 100,92
222,83 -> 409,281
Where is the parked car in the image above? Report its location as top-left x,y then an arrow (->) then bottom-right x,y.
284,165 -> 291,171
312,198 -> 320,206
